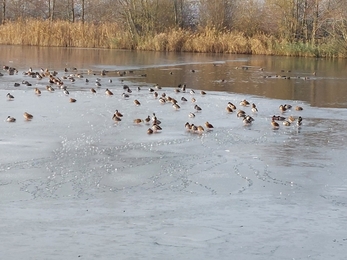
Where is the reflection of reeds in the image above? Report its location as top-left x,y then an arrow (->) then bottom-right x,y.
0,19 -> 346,57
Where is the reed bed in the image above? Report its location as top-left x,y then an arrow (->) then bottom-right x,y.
1,19 -> 347,57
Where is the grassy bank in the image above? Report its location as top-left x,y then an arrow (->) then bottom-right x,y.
0,19 -> 346,58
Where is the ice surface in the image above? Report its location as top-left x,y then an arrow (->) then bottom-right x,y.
1,67 -> 347,260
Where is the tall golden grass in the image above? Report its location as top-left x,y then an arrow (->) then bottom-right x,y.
1,19 -> 347,57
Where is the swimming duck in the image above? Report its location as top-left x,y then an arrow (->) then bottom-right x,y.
147,128 -> 154,134
181,97 -> 187,102
7,93 -> 14,100
153,92 -> 158,98
190,89 -> 195,94
200,90 -> 206,95
284,104 -> 292,110
189,112 -> 195,118
191,97 -> 197,103
133,119 -> 143,124
105,89 -> 113,96
134,99 -> 141,106
90,88 -> 96,93
69,98 -> 77,103
205,121 -> 214,130
6,116 -> 16,122
295,106 -> 303,111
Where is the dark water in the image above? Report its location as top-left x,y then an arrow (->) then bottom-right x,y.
1,45 -> 347,108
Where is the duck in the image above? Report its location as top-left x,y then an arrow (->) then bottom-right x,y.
237,110 -> 246,118
105,88 -> 113,96
114,110 -> 123,117
90,88 -> 96,93
191,97 -> 197,103
152,124 -> 162,132
288,116 -> 295,123
279,104 -> 287,113
147,128 -> 154,134
6,93 -> 14,100
243,115 -> 254,125
23,112 -> 33,121
159,97 -> 166,104
226,106 -> 233,113
112,114 -> 122,122
284,104 -> 292,110
295,106 -> 303,111
191,124 -> 198,132
282,120 -> 291,126
35,88 -> 41,95
271,116 -> 280,129
190,89 -> 195,94
240,99 -> 250,106
185,122 -> 191,130
63,89 -> 69,95
197,125 -> 205,133
200,90 -> 206,95
297,116 -> 303,126
205,121 -> 214,130
251,103 -> 258,113
228,102 -> 236,110
144,115 -> 151,124
173,103 -> 180,110
272,115 -> 286,121
46,85 -> 55,92
6,116 -> 16,122
122,93 -> 129,99
181,97 -> 187,102
194,104 -> 202,112
189,112 -> 195,118
134,99 -> 141,106
153,92 -> 158,98
133,118 -> 143,124
69,98 -> 77,103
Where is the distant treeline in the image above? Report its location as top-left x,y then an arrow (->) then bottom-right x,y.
1,0 -> 347,58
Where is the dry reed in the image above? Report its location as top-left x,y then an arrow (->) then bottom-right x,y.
1,19 -> 347,57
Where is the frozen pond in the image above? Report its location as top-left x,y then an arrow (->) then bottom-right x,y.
1,46 -> 347,259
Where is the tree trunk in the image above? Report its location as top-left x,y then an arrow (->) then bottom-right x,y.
2,0 -> 6,24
